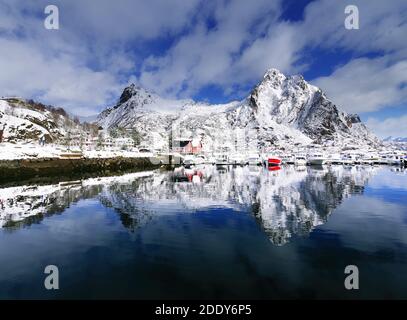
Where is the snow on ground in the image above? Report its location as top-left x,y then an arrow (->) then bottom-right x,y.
0,143 -> 59,160
0,100 -> 47,121
0,142 -> 150,160
83,150 -> 151,159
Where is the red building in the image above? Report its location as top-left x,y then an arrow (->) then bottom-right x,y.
173,138 -> 203,154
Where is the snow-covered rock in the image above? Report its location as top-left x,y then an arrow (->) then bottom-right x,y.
0,98 -> 83,143
97,68 -> 381,152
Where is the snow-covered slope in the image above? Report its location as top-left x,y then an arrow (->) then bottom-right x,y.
383,136 -> 407,150
97,68 -> 381,151
248,69 -> 379,146
0,98 -> 83,143
383,136 -> 407,143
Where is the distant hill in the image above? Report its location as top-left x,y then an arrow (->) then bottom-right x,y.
383,136 -> 407,143
0,98 -> 99,143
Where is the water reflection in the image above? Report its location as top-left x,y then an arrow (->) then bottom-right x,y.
0,165 -> 384,245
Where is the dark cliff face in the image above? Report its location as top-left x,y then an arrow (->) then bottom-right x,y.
345,114 -> 361,127
248,70 -> 357,142
249,87 -> 259,112
301,91 -> 350,140
118,84 -> 137,105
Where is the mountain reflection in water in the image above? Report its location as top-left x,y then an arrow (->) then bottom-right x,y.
0,165 -> 378,245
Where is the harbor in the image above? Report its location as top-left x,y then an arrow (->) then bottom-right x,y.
176,150 -> 407,167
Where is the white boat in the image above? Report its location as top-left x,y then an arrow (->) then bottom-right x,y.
371,154 -> 380,164
378,153 -> 390,164
329,153 -> 343,164
307,153 -> 328,165
281,155 -> 294,164
215,153 -> 229,165
183,155 -> 196,166
361,153 -> 379,165
246,154 -> 262,165
229,153 -> 245,165
194,154 -> 207,165
294,155 -> 307,166
207,156 -> 216,165
387,154 -> 403,165
341,153 -> 356,165
353,154 -> 363,164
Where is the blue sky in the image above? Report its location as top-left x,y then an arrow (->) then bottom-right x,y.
0,0 -> 406,138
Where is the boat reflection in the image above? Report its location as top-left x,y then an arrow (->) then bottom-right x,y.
0,165 -> 380,245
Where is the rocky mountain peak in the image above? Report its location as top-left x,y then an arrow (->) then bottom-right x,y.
346,114 -> 361,124
117,84 -> 155,105
262,68 -> 287,87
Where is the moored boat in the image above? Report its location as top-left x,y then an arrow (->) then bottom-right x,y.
281,155 -> 294,164
387,154 -> 403,165
59,150 -> 83,159
329,153 -> 343,164
307,153 -> 328,165
195,154 -> 207,165
229,153 -> 245,166
361,153 -> 379,165
183,155 -> 196,167
294,155 -> 307,166
246,154 -> 262,165
341,153 -> 357,165
267,156 -> 282,166
215,153 -> 229,165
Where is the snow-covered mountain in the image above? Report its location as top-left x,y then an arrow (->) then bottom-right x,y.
0,98 -> 90,143
97,68 -> 380,151
383,136 -> 407,150
383,136 -> 407,143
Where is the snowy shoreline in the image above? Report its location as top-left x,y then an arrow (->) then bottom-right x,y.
0,142 -> 152,161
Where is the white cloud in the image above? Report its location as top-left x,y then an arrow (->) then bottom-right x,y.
299,0 -> 407,54
365,115 -> 407,139
61,0 -> 202,42
0,0 -> 202,115
139,0 -> 287,97
299,0 -> 407,115
0,36 -> 123,116
312,57 -> 407,113
0,0 -> 406,121
139,0 -> 407,103
231,22 -> 304,83
301,0 -> 407,138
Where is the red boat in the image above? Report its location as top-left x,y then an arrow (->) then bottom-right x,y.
267,156 -> 282,166
268,166 -> 281,171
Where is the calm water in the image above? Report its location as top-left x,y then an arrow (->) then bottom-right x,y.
0,165 -> 406,299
